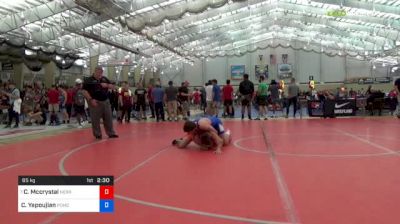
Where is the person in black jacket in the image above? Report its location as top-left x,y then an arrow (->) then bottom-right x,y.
82,66 -> 118,139
238,74 -> 254,120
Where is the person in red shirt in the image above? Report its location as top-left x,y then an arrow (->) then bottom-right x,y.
222,79 -> 234,118
118,81 -> 133,123
192,88 -> 201,110
47,85 -> 60,125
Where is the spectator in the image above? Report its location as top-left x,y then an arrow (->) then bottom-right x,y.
165,81 -> 178,121
26,103 -> 46,125
205,80 -> 213,115
135,82 -> 147,120
147,83 -> 155,119
152,83 -> 165,122
0,90 -> 9,124
388,88 -> 398,116
66,86 -> 75,119
349,88 -> 357,98
211,79 -> 221,117
22,85 -> 35,114
73,79 -> 86,128
192,88 -> 201,110
118,81 -> 133,123
108,87 -> 119,118
239,74 -> 254,120
222,79 -> 234,118
58,85 -> 69,124
200,83 -> 207,112
47,85 -> 60,125
286,77 -> 300,118
178,81 -> 190,120
2,81 -> 21,128
256,75 -> 268,120
34,82 -> 47,110
268,80 -> 280,117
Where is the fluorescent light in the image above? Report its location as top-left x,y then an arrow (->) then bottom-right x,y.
25,49 -> 35,55
74,59 -> 85,66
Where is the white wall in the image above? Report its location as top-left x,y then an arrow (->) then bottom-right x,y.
296,51 -> 320,83
321,54 -> 345,83
346,57 -> 371,79
160,48 -> 390,87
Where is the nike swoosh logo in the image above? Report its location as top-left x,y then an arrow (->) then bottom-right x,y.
335,102 -> 350,108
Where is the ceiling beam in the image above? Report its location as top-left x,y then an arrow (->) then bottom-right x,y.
0,0 -> 76,34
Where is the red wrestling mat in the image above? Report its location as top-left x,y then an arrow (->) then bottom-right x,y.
1,118 -> 400,224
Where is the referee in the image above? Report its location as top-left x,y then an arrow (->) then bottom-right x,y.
82,66 -> 118,139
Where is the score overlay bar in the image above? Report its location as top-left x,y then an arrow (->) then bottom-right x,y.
18,176 -> 114,213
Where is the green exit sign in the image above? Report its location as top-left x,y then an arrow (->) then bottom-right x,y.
326,9 -> 347,17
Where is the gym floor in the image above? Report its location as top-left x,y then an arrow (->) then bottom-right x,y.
1,117 -> 399,224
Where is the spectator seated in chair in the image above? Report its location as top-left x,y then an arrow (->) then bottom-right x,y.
25,104 -> 46,125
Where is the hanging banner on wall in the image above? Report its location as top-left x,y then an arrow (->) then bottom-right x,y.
374,77 -> 391,83
278,64 -> 293,79
1,62 -> 13,71
358,77 -> 374,84
231,65 -> 245,80
255,65 -> 268,80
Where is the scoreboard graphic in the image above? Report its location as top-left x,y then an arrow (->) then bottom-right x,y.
18,176 -> 114,213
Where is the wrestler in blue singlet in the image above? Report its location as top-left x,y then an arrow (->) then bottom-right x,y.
194,116 -> 225,135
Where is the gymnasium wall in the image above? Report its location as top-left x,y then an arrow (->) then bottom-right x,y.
161,46 -> 393,90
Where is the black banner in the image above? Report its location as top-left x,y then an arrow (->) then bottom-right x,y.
1,62 -> 13,71
326,99 -> 357,116
308,99 -> 356,117
18,176 -> 114,185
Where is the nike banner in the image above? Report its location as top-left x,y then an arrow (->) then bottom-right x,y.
308,99 -> 356,117
326,99 -> 356,116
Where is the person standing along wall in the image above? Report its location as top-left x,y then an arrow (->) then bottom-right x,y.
47,85 -> 60,125
2,81 -> 20,128
256,76 -> 268,120
58,85 -> 69,124
211,79 -> 221,117
66,86 -> 74,120
135,82 -> 147,120
286,78 -> 300,118
152,83 -> 165,122
178,81 -> 190,120
82,66 -> 118,139
239,74 -> 254,120
165,81 -> 178,121
147,83 -> 155,119
268,80 -> 280,118
222,79 -> 234,118
192,88 -> 201,110
200,83 -> 207,113
118,81 -> 133,123
205,81 -> 213,115
73,79 -> 86,128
